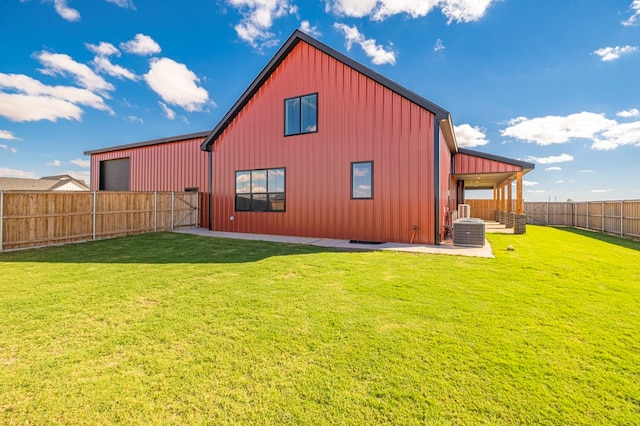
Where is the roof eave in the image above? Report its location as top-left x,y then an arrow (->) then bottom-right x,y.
457,147 -> 535,172
85,130 -> 210,155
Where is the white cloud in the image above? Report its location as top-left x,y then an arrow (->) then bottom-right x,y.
527,189 -> 546,194
86,42 -> 120,57
555,180 -> 564,184
434,38 -> 445,52
0,72 -> 112,121
92,56 -> 138,81
593,45 -> 638,61
527,153 -> 574,164
0,130 -> 19,140
126,115 -> 144,123
334,23 -> 396,65
36,51 -> 114,94
505,111 -> 640,150
159,101 -> 176,120
523,181 -> 538,187
579,170 -> 595,173
120,34 -> 161,55
545,166 -> 562,171
300,20 -> 322,37
86,42 -> 137,81
593,120 -> 640,150
0,167 -> 36,179
617,108 -> 640,118
0,144 -> 18,154
45,160 -> 62,166
454,124 -> 488,147
70,158 -> 90,168
326,0 -> 497,23
591,189 -> 610,193
228,0 -> 294,48
144,58 -> 210,112
53,0 -> 80,21
105,0 -> 136,9
623,0 -> 640,26
0,93 -> 83,122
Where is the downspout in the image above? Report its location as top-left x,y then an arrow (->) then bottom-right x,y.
434,119 -> 441,245
208,149 -> 213,230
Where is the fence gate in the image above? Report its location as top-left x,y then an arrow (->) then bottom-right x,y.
524,203 -> 548,225
172,192 -> 199,229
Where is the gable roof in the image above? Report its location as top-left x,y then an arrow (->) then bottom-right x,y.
0,176 -> 89,191
200,30 -> 455,152
84,131 -> 210,155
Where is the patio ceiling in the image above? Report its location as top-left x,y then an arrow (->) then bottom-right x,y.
453,172 -> 518,190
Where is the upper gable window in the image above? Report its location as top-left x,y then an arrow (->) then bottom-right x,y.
285,93 -> 317,136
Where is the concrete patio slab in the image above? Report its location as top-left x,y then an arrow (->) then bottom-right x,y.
174,228 -> 495,258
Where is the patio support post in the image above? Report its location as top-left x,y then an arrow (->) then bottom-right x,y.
507,180 -> 513,213
500,184 -> 507,224
516,172 -> 523,214
495,186 -> 501,221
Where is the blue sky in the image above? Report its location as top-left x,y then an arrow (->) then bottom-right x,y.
1,0 -> 639,201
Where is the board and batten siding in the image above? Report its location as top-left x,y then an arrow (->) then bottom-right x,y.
211,41 -> 439,244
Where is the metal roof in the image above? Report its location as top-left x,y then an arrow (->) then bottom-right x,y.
454,148 -> 535,189
457,148 -> 535,171
200,30 -> 452,152
84,131 -> 210,155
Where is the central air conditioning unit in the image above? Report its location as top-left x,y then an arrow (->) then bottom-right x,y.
453,218 -> 485,247
458,204 -> 471,219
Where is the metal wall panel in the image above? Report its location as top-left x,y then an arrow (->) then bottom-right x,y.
89,137 -> 208,192
211,42 -> 439,244
454,153 -> 521,174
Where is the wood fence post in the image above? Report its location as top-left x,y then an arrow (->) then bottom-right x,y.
602,201 -> 605,232
154,191 -> 157,233
171,192 -> 175,231
0,191 -> 4,252
621,200 -> 624,237
546,201 -> 549,225
586,203 -> 590,230
92,191 -> 97,240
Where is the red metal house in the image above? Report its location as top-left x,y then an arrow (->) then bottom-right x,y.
86,30 -> 534,245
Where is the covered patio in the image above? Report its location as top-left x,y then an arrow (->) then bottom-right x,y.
453,148 -> 535,234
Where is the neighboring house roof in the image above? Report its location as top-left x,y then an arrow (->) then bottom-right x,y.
84,131 -> 210,155
0,175 -> 90,191
200,30 -> 457,152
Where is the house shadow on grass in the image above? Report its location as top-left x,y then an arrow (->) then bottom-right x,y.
0,232 -> 343,264
555,227 -> 640,252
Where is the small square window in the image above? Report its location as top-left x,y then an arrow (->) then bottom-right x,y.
352,161 -> 373,199
285,93 -> 317,136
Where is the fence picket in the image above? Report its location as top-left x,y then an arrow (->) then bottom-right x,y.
0,191 -> 199,251
466,199 -> 640,240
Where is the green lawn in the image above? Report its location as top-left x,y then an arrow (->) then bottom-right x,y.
1,226 -> 639,425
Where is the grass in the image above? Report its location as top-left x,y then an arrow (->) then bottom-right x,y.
0,226 -> 639,425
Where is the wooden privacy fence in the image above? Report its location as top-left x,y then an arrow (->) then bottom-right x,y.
0,191 -> 200,251
466,199 -> 640,240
